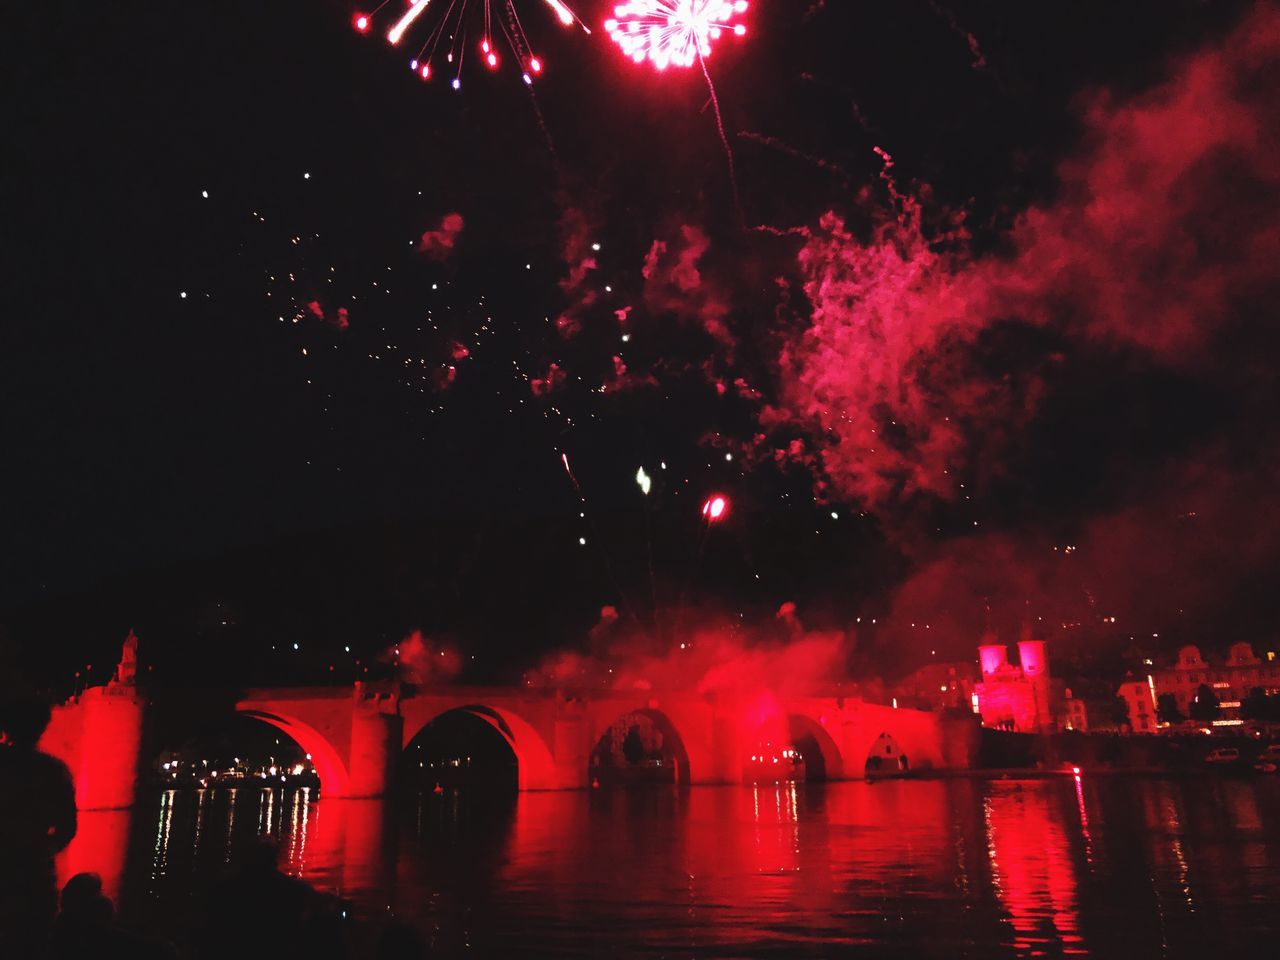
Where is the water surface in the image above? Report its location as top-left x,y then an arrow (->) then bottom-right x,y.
59,776 -> 1280,957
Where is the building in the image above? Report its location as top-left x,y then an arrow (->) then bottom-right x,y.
973,631 -> 1087,733
1152,642 -> 1280,725
888,661 -> 979,712
1117,678 -> 1158,734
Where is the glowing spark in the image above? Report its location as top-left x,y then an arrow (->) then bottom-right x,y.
636,466 -> 652,495
702,494 -> 728,521
605,0 -> 747,70
354,13 -> 371,33
544,0 -> 576,26
388,0 -> 434,46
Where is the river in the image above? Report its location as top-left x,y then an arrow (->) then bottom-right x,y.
57,775 -> 1280,957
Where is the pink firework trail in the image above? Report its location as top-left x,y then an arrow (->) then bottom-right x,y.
604,0 -> 748,70
354,1 -> 587,88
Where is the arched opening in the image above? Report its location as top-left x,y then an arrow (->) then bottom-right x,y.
590,709 -> 690,786
150,712 -> 330,795
236,710 -> 346,796
400,707 -> 519,795
746,714 -> 844,782
787,715 -> 844,781
865,732 -> 910,775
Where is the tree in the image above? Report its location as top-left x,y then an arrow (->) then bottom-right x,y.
1241,686 -> 1277,722
1109,697 -> 1131,728
1157,693 -> 1185,724
621,725 -> 645,765
1188,683 -> 1219,723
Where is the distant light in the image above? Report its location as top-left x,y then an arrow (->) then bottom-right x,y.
451,78 -> 461,90
344,645 -> 350,652
179,291 -> 187,299
354,13 -> 370,33
702,494 -> 728,522
293,642 -> 299,650
636,466 -> 651,496
578,537 -> 587,545
591,242 -> 601,252
529,57 -> 542,73
201,189 -> 209,199
303,172 -> 311,179
830,511 -> 839,519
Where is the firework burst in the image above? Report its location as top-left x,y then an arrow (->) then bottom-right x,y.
354,1 -> 586,87
605,0 -> 748,70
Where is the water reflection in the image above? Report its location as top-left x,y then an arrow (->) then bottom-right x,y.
61,777 -> 1280,957
983,782 -> 1083,955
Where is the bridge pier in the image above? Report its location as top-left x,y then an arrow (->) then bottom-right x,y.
347,706 -> 403,798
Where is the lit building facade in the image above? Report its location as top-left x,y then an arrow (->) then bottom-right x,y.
1117,678 -> 1158,734
1152,642 -> 1280,723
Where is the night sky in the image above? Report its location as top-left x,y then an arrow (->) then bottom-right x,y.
4,0 -> 1277,692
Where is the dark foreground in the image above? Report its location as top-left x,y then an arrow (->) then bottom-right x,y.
57,776 -> 1280,958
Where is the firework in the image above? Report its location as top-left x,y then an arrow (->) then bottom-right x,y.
605,1 -> 747,70
355,0 -> 585,87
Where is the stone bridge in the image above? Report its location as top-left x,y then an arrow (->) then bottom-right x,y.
43,681 -> 978,808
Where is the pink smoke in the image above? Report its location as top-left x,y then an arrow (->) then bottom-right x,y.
770,5 -> 1280,512
642,225 -> 734,351
379,630 -> 462,685
418,212 -> 465,259
524,603 -> 855,701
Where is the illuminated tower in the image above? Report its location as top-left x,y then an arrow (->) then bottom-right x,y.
1017,629 -> 1051,731
978,635 -> 1008,677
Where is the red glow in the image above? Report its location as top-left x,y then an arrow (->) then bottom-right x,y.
487,51 -> 499,69
354,13 -> 370,32
702,494 -> 728,521
421,64 -> 431,79
530,57 -> 542,73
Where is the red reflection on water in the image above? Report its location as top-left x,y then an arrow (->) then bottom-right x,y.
984,783 -> 1084,955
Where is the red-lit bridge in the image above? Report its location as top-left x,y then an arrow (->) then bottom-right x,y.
41,681 -> 978,808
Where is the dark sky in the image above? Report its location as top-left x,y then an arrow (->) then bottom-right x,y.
4,0 -> 1276,690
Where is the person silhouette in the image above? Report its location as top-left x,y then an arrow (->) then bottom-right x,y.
0,696 -> 78,956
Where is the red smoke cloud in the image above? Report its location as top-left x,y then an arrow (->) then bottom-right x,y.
378,630 -> 462,685
642,225 -> 734,351
879,449 -> 1280,660
524,604 -> 856,701
418,212 -> 465,259
554,202 -> 599,337
769,4 -> 1280,512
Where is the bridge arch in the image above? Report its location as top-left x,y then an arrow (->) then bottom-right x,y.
863,731 -> 910,774
590,707 -> 692,785
786,713 -> 845,781
402,705 -> 558,791
237,709 -> 351,797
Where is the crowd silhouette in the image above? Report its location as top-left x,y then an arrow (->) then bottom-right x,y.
0,695 -> 430,959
